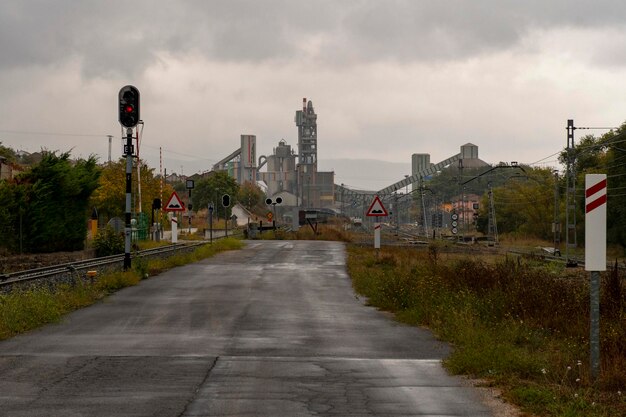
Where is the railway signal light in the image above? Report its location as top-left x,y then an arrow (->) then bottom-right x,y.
265,197 -> 283,205
118,85 -> 140,128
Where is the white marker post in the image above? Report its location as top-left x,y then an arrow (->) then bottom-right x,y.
585,174 -> 607,380
374,223 -> 381,249
366,195 -> 389,253
171,215 -> 178,244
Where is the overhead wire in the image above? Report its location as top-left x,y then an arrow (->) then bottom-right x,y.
0,129 -> 109,138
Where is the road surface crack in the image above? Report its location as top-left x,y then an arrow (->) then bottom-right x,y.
178,356 -> 219,417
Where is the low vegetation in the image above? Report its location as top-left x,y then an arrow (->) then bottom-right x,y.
347,244 -> 625,417
0,238 -> 243,340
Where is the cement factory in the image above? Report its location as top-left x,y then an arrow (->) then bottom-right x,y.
210,98 -> 489,225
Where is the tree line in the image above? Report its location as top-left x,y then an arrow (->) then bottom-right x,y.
0,143 -> 265,254
467,122 -> 626,249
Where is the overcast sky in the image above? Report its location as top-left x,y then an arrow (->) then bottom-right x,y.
1,0 -> 625,189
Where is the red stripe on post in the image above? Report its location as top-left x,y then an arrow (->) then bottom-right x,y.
586,194 -> 607,213
586,179 -> 607,198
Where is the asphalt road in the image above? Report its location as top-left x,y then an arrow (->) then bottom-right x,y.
0,240 -> 494,416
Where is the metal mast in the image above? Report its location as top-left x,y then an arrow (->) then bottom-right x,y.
487,182 -> 498,245
565,119 -> 577,266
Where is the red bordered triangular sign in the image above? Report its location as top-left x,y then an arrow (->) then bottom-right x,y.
163,191 -> 185,212
366,195 -> 388,217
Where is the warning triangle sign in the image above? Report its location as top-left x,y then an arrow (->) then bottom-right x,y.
366,195 -> 388,217
164,191 -> 185,212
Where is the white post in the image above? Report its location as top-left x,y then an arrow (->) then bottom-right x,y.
585,174 -> 607,380
171,215 -> 178,243
374,222 -> 381,249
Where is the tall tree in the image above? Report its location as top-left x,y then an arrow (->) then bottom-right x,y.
237,181 -> 265,211
0,151 -> 101,253
602,124 -> 626,248
191,171 -> 239,218
89,158 -> 173,221
477,167 -> 556,240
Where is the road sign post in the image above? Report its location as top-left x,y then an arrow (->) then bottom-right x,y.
163,191 -> 185,243
366,196 -> 388,251
222,194 -> 230,237
186,180 -> 194,234
171,215 -> 178,244
374,223 -> 381,249
266,197 -> 283,238
208,203 -> 214,243
585,174 -> 607,381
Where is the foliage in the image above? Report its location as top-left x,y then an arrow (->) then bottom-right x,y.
237,181 -> 265,211
347,246 -> 625,416
557,122 -> 626,248
190,171 -> 239,218
426,164 -> 511,202
0,142 -> 18,163
93,225 -> 125,257
89,158 -> 173,221
0,151 -> 101,253
476,167 -> 556,239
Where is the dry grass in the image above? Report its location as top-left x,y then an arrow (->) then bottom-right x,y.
347,244 -> 626,417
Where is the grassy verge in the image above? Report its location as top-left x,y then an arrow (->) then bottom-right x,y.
347,244 -> 625,417
0,238 -> 243,341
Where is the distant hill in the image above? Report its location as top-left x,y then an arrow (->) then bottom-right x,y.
318,158 -> 411,191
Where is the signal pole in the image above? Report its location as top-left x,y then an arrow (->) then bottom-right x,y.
124,127 -> 133,270
118,85 -> 140,270
565,119 -> 577,266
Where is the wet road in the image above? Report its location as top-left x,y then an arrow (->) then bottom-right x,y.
0,240 -> 493,416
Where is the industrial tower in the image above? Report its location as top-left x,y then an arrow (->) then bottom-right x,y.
295,98 -> 319,208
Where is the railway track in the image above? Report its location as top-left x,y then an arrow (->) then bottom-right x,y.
364,226 -> 626,270
0,241 -> 209,290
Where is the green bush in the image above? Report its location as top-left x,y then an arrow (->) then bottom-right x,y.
93,226 -> 124,257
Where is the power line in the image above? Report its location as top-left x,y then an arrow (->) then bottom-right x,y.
526,151 -> 562,166
574,127 -> 619,130
0,129 -> 109,138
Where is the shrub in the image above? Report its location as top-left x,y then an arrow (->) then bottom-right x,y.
93,226 -> 124,257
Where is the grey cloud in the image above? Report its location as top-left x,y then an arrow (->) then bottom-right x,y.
2,0 -> 626,79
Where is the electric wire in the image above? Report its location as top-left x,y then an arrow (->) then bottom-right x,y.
0,129 -> 109,138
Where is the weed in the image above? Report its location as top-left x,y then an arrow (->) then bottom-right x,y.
347,245 -> 626,416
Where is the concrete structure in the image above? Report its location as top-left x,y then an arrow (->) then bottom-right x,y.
459,143 -> 489,169
213,135 -> 258,185
259,99 -> 335,210
412,153 -> 432,176
259,140 -> 297,198
294,98 -> 334,208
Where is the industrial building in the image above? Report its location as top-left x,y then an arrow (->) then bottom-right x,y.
216,98 -> 335,211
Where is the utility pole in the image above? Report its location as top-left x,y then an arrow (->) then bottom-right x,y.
458,160 -> 464,240
565,119 -> 577,266
394,188 -> 399,235
107,135 -> 113,163
420,180 -> 429,238
553,170 -> 561,255
487,182 -> 498,245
